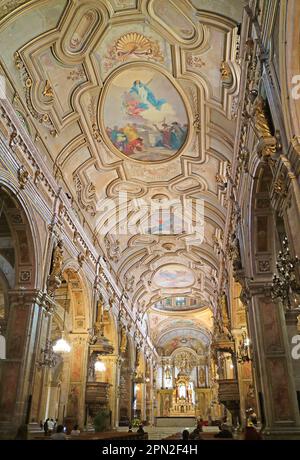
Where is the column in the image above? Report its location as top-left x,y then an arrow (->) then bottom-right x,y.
65,333 -> 89,429
0,290 -> 43,436
249,290 -> 300,438
104,355 -> 119,428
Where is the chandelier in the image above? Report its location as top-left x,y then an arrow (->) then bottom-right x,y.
53,278 -> 71,354
236,329 -> 252,364
94,354 -> 106,372
37,339 -> 58,368
271,236 -> 300,310
53,335 -> 71,353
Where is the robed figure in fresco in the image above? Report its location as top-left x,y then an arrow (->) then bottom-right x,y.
129,80 -> 166,111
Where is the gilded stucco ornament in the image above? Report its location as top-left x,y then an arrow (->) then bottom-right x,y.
120,325 -> 127,354
220,61 -> 232,83
14,51 -> 57,136
253,97 -> 277,158
107,32 -> 164,64
17,165 -> 29,189
42,80 -> 54,99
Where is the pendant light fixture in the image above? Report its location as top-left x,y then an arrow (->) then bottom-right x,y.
53,275 -> 71,354
94,354 -> 106,372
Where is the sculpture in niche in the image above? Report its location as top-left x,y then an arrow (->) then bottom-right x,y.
199,367 -> 205,385
135,345 -> 141,368
47,240 -> 64,295
102,66 -> 189,162
253,97 -> 277,157
120,325 -> 127,353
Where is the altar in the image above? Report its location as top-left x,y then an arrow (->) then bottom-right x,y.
170,373 -> 195,416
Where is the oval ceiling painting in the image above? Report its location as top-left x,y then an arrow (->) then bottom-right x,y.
153,264 -> 195,288
102,66 -> 189,162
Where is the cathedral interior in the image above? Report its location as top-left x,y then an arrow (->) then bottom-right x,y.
0,0 -> 300,441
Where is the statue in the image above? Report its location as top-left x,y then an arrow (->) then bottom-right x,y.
51,240 -> 64,277
254,97 -> 272,135
253,97 -> 277,157
220,293 -> 229,328
199,367 -> 206,385
120,325 -> 127,354
96,297 -> 103,323
47,240 -> 64,295
136,346 -> 141,368
67,386 -> 79,417
93,297 -> 104,337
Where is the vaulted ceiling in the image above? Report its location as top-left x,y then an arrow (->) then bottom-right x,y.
0,0 -> 244,355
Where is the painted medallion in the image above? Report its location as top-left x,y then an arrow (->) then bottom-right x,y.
102,67 -> 189,162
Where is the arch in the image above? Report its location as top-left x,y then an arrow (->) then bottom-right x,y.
248,162 -> 276,279
280,0 -> 300,140
244,159 -> 300,432
0,183 -> 41,432
0,181 -> 42,289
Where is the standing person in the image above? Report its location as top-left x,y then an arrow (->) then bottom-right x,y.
43,418 -> 49,436
48,418 -> 54,434
197,418 -> 204,432
137,424 -> 145,434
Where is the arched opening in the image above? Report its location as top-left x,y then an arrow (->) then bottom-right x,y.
246,162 -> 300,433
0,186 -> 37,434
29,268 -> 90,432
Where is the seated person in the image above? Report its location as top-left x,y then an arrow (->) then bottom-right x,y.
182,429 -> 189,440
137,424 -> 145,434
197,418 -> 204,432
70,424 -> 80,436
189,428 -> 203,440
51,425 -> 67,440
214,423 -> 233,439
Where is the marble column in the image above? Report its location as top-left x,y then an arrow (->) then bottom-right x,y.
0,290 -> 43,436
65,333 -> 89,428
248,290 -> 300,438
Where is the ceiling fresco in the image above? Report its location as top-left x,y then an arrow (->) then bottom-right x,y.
102,65 -> 189,162
0,0 -> 242,356
152,296 -> 205,312
153,264 -> 195,289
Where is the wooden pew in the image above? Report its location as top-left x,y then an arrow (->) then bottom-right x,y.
32,431 -> 147,441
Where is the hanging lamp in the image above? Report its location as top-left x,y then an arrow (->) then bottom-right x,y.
53,277 -> 71,354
